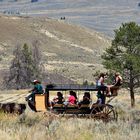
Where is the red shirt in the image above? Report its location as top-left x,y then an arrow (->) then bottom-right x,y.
68,95 -> 76,105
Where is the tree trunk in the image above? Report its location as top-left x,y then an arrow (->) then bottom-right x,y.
129,70 -> 135,107
130,88 -> 135,107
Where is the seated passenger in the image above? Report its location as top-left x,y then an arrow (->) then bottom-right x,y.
63,90 -> 76,106
54,92 -> 64,104
107,72 -> 122,96
72,91 -> 78,104
79,92 -> 91,106
51,92 -> 64,106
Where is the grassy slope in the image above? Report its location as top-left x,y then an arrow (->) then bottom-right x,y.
0,15 -> 110,83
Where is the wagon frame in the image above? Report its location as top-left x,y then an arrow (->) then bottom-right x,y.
27,84 -> 118,121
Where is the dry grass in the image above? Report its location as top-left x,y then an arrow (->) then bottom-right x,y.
0,89 -> 140,139
0,112 -> 140,140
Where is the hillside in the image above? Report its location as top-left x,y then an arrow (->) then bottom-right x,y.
0,0 -> 139,37
0,15 -> 110,83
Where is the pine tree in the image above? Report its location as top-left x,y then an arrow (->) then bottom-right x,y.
32,40 -> 45,80
4,43 -> 43,89
102,22 -> 140,107
4,44 -> 23,89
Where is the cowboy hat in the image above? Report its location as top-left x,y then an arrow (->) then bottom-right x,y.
33,80 -> 38,83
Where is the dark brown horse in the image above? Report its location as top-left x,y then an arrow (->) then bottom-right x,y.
0,103 -> 26,114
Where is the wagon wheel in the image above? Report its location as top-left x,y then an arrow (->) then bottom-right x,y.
90,104 -> 117,122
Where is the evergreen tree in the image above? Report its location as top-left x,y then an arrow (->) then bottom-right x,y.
32,40 -> 45,80
20,43 -> 35,86
102,22 -> 140,107
4,43 -> 43,89
4,44 -> 23,89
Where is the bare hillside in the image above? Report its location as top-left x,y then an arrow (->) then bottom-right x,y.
0,15 -> 110,83
0,0 -> 139,37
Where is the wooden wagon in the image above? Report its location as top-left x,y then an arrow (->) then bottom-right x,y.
27,84 -> 118,121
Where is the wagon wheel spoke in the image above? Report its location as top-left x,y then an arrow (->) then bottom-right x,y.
98,105 -> 107,120
106,110 -> 113,116
104,105 -> 110,114
104,106 -> 112,114
103,105 -> 116,121
90,105 -> 104,119
97,105 -> 102,113
90,109 -> 97,119
94,107 -> 100,114
90,104 -> 116,122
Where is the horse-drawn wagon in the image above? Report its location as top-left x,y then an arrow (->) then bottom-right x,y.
27,84 -> 118,121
